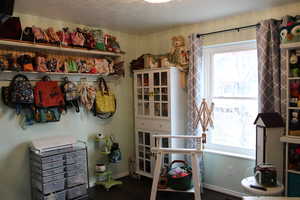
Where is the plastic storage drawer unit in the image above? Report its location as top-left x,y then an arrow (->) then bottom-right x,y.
34,190 -> 66,200
66,175 -> 86,187
32,154 -> 64,164
67,185 -> 87,199
34,173 -> 65,183
66,169 -> 86,177
33,178 -> 65,194
33,166 -> 65,177
32,160 -> 64,170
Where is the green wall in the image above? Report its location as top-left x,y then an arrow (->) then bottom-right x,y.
0,13 -> 138,200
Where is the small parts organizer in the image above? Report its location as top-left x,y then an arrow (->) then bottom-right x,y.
29,142 -> 89,200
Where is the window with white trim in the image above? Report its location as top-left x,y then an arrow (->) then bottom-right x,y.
203,41 -> 258,158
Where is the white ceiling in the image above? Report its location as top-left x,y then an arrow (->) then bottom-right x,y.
14,0 -> 298,34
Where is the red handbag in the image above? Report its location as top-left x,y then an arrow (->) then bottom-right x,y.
0,17 -> 22,40
71,28 -> 85,47
57,27 -> 72,46
34,76 -> 65,108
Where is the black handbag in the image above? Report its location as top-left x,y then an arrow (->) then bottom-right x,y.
21,27 -> 35,42
0,17 -> 22,40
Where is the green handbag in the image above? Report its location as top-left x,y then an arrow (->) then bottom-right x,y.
92,29 -> 106,51
67,60 -> 78,73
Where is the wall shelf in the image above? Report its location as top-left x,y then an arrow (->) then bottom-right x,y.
0,39 -> 125,57
281,136 -> 300,144
288,77 -> 300,80
288,107 -> 300,110
288,170 -> 300,175
0,70 -> 121,83
280,42 -> 300,50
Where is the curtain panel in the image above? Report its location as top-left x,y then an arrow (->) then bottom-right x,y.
187,33 -> 204,192
257,16 -> 294,118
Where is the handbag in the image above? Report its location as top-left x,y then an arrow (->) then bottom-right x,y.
66,60 -> 78,73
10,74 -> 34,105
34,76 -> 65,108
1,86 -> 14,108
34,107 -> 61,123
71,28 -> 85,47
95,58 -> 110,75
36,55 -> 48,72
82,29 -> 96,49
21,27 -> 35,42
62,77 -> 80,112
57,27 -> 72,46
32,26 -> 49,43
95,77 -> 116,114
78,79 -> 96,111
46,27 -> 60,45
0,17 -> 22,40
17,55 -> 34,72
167,160 -> 193,190
92,29 -> 106,51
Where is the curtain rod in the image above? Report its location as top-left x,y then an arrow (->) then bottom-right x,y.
196,23 -> 259,38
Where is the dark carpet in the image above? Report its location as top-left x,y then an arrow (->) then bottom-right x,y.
88,176 -> 242,200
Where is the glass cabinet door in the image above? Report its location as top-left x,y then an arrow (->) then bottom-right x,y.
152,71 -> 169,118
136,72 -> 151,117
136,131 -> 153,175
136,70 -> 169,119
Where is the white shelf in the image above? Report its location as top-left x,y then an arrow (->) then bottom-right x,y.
288,170 -> 300,175
288,107 -> 300,110
157,187 -> 195,193
288,77 -> 300,80
0,70 -> 121,82
280,42 -> 300,50
0,39 -> 125,57
280,136 -> 300,144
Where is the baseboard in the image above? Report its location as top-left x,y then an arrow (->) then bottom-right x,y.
113,171 -> 130,179
203,183 -> 247,198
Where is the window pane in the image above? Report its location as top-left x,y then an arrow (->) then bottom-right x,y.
209,98 -> 257,150
213,49 -> 258,98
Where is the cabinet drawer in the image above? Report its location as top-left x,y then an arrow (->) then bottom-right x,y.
136,119 -> 170,131
152,121 -> 170,131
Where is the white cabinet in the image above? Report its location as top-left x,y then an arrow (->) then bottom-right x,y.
134,67 -> 186,177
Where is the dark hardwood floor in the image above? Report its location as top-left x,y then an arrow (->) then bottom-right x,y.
88,176 -> 242,200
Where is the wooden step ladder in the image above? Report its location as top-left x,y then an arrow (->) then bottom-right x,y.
150,135 -> 203,200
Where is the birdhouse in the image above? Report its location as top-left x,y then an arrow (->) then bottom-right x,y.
254,112 -> 284,182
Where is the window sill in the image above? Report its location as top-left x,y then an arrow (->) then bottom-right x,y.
203,149 -> 255,161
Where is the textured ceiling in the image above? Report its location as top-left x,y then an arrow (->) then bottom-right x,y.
14,0 -> 298,34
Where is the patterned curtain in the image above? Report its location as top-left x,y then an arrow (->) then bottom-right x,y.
187,33 -> 204,191
257,16 -> 292,118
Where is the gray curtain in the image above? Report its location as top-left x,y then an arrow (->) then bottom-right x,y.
256,16 -> 292,118
187,33 -> 204,192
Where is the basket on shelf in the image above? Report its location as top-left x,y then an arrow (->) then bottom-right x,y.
167,160 -> 193,190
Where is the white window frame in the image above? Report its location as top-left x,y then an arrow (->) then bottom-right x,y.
202,40 -> 257,159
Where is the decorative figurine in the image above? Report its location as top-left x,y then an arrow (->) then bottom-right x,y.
169,35 -> 189,71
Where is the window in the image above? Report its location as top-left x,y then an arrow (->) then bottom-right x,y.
203,41 -> 258,158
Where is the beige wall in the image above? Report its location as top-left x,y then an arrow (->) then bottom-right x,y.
137,1 -> 300,55
135,1 -> 300,194
0,13 -> 138,200
1,2 -> 299,199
